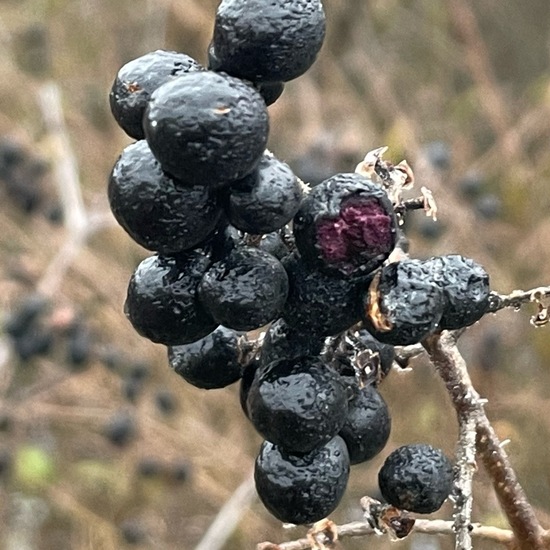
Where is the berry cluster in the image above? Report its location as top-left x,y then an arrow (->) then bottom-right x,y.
108,0 -> 490,528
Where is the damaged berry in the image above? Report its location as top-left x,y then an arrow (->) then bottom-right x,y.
293,173 -> 397,277
362,260 -> 445,346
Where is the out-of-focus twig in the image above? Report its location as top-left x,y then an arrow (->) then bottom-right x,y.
194,472 -> 257,550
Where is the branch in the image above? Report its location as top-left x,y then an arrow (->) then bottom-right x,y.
486,287 -> 550,327
257,519 -> 515,550
423,332 -> 547,550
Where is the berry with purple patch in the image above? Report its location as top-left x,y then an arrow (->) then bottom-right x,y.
293,173 -> 397,277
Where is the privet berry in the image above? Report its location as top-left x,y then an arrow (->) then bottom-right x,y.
168,326 -> 243,390
198,246 -> 289,332
293,173 -> 397,277
109,50 -> 203,140
425,254 -> 490,330
362,259 -> 445,346
108,140 -> 222,254
125,252 -> 217,346
143,71 -> 269,187
378,443 -> 454,514
254,436 -> 350,525
224,153 -> 303,235
338,384 -> 391,465
212,0 -> 326,83
247,356 -> 348,454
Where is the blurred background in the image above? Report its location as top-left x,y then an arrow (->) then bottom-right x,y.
0,0 -> 549,548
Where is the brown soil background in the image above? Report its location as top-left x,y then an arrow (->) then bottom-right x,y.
0,1 -> 550,549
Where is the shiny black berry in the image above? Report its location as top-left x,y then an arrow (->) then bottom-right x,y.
247,356 -> 348,453
258,231 -> 290,260
425,254 -> 490,330
362,260 -> 445,346
109,140 -> 222,254
125,251 -> 217,346
293,173 -> 397,277
254,436 -> 350,525
378,444 -> 454,514
198,246 -> 288,331
168,326 -> 243,389
339,384 -> 391,465
212,0 -> 326,82
224,153 -> 303,234
109,50 -> 203,140
281,252 -> 367,336
143,71 -> 269,187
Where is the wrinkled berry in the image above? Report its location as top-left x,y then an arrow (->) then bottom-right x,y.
213,0 -> 326,82
339,384 -> 391,465
362,260 -> 445,346
125,251 -> 217,346
109,50 -> 202,139
425,254 -> 490,330
281,252 -> 367,336
255,436 -> 350,525
378,443 -> 454,514
144,71 -> 268,187
168,326 -> 243,389
198,246 -> 288,331
109,140 -> 222,254
247,356 -> 348,453
224,153 -> 303,235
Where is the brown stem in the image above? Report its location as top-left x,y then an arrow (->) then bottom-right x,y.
423,332 -> 546,550
257,519 -> 516,550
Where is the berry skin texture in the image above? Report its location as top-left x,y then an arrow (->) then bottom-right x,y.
109,50 -> 202,140
378,443 -> 454,514
293,173 -> 397,277
198,246 -> 289,332
125,252 -> 217,346
338,384 -> 391,465
225,153 -> 303,235
212,0 -> 326,83
254,436 -> 350,525
168,326 -> 243,389
143,71 -> 269,187
281,252 -> 367,336
109,141 -> 222,254
247,356 -> 348,454
424,254 -> 490,330
362,259 -> 445,346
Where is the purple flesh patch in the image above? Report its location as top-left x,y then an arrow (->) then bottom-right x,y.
316,197 -> 393,271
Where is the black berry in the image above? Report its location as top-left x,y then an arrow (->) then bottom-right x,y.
143,71 -> 269,187
224,153 -> 303,235
168,326 -> 243,389
378,443 -> 454,514
109,140 -> 222,254
339,384 -> 391,465
212,0 -> 326,82
109,50 -> 202,140
198,246 -> 288,332
254,436 -> 350,525
362,260 -> 445,346
293,173 -> 397,277
125,251 -> 217,346
247,356 -> 348,453
425,254 -> 490,330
